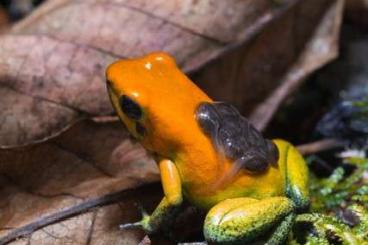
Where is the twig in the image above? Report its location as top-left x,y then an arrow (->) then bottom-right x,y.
297,138 -> 344,155
91,116 -> 119,123
0,184 -> 159,245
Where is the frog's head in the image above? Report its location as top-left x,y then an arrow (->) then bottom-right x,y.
106,52 -> 210,152
106,52 -> 174,140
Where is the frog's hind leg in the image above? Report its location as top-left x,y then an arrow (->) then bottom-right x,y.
274,139 -> 310,211
203,197 -> 294,244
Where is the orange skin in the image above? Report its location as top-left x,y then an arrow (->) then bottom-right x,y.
106,52 -> 284,209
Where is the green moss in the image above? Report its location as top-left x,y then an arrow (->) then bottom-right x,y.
290,156 -> 368,244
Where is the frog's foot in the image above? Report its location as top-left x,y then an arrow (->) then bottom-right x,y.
203,197 -> 294,244
119,206 -> 155,234
119,215 -> 153,233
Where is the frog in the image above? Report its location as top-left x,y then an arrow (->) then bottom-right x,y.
105,52 -> 309,244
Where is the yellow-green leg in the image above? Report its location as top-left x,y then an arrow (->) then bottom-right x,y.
120,196 -> 183,234
266,213 -> 295,245
274,139 -> 310,211
203,197 -> 294,244
120,159 -> 183,234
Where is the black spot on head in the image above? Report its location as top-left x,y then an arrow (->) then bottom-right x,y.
120,95 -> 142,120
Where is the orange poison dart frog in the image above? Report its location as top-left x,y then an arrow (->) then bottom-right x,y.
106,52 -> 309,244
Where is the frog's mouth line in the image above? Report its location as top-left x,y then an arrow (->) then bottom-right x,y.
106,81 -> 121,119
106,81 -> 128,127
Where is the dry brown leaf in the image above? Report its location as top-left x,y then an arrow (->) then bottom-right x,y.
193,0 -> 344,130
250,0 -> 344,129
345,0 -> 368,27
4,186 -> 162,245
0,7 -> 9,32
0,120 -> 158,244
1,0 -> 304,148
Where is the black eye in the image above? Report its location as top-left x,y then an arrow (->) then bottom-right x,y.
120,95 -> 142,120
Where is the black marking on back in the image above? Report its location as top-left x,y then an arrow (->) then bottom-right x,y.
196,102 -> 279,173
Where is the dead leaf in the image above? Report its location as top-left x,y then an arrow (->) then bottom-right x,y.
0,6 -> 9,32
1,0 -> 309,148
250,0 -> 344,130
345,0 -> 368,27
0,120 -> 159,244
0,34 -> 116,148
192,0 -> 344,130
3,185 -> 163,245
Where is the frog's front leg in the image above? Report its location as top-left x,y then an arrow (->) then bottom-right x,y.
120,159 -> 183,234
204,197 -> 294,244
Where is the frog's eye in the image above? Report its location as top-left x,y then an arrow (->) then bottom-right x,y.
120,95 -> 142,120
